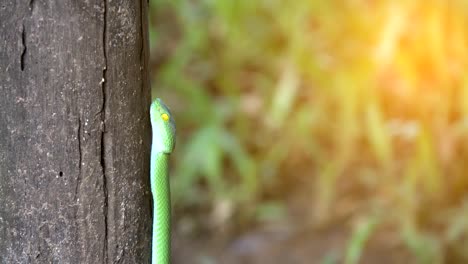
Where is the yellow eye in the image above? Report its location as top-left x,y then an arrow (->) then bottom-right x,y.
161,113 -> 170,121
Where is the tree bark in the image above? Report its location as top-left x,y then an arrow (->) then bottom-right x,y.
0,1 -> 152,263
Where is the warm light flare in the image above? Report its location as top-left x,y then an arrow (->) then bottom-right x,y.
374,2 -> 467,98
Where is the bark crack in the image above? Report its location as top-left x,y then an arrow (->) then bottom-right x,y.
74,117 -> 82,201
29,0 -> 35,12
139,0 -> 146,96
101,0 -> 109,263
20,24 -> 26,71
139,0 -> 144,64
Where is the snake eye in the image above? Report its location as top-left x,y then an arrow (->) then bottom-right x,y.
161,113 -> 170,121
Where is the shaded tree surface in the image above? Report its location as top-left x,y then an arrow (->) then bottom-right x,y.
0,1 -> 152,263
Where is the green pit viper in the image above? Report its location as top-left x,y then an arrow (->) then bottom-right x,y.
150,98 -> 176,264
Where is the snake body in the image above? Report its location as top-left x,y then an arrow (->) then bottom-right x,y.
150,98 -> 176,264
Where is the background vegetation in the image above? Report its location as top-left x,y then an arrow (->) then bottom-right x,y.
149,0 -> 468,263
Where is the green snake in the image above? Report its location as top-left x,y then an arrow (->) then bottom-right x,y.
150,98 -> 176,264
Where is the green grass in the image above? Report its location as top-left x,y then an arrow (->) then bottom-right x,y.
149,0 -> 468,262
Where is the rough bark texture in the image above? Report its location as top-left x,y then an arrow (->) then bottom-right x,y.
0,0 -> 152,263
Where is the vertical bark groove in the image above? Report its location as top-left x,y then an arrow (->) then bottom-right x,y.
20,24 -> 26,71
29,0 -> 35,12
101,1 -> 109,262
74,116 -> 82,202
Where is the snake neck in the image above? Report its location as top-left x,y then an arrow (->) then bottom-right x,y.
150,151 -> 169,193
150,150 -> 171,264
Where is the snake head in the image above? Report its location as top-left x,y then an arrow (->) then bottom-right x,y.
150,98 -> 176,154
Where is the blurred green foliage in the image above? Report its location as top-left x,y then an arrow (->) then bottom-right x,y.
149,0 -> 468,262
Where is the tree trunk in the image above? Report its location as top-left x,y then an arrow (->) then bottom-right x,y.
0,1 -> 152,263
